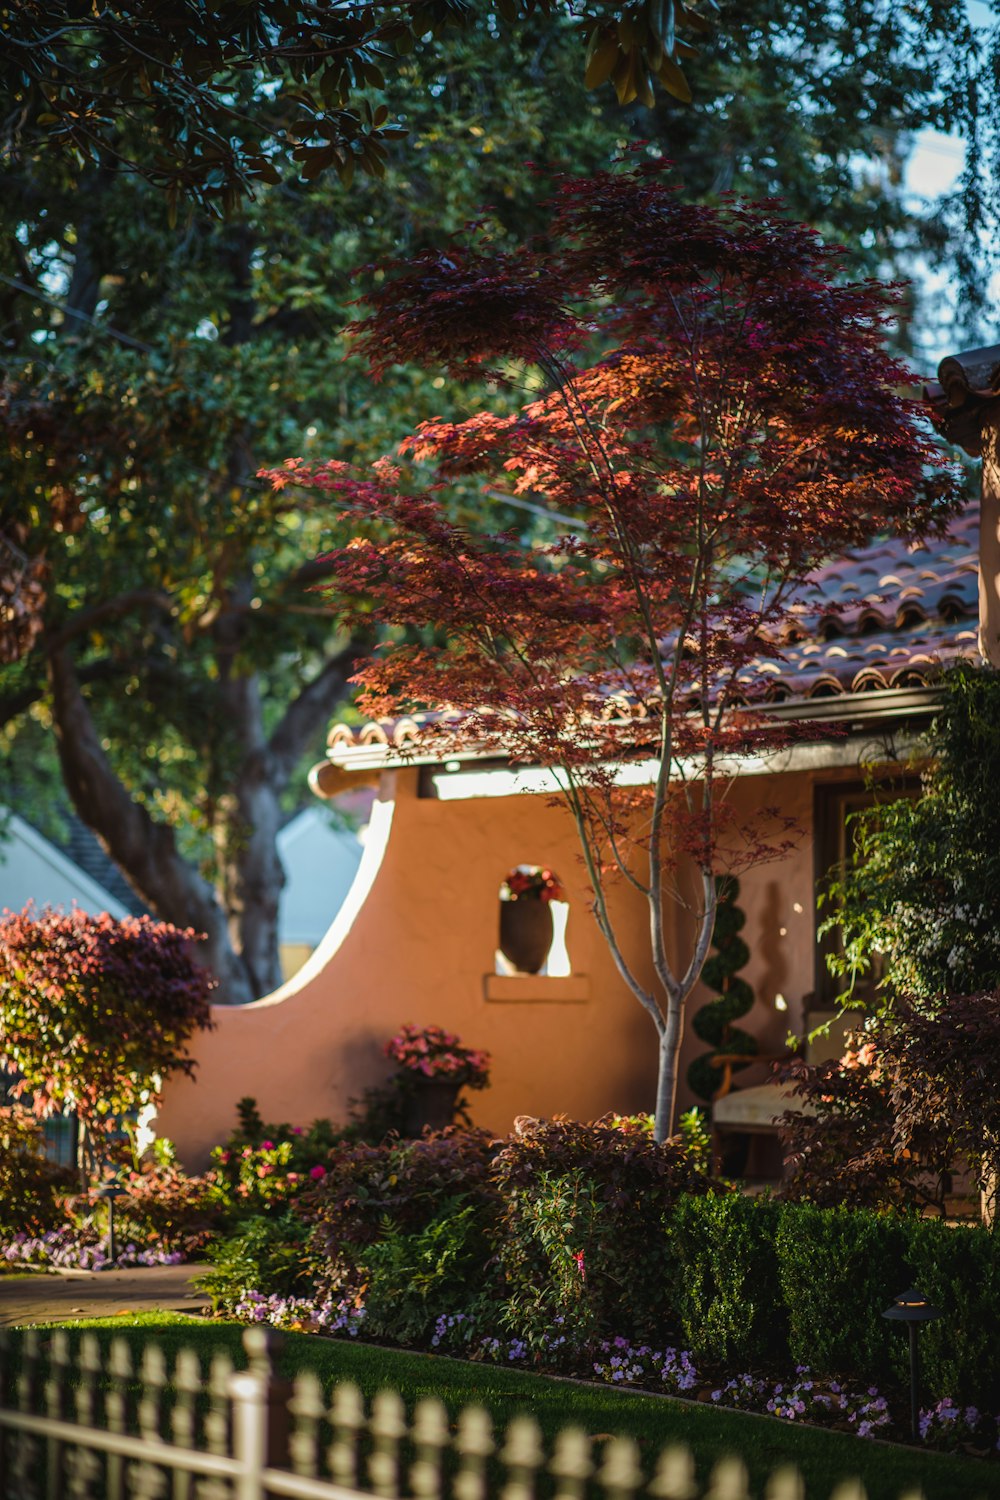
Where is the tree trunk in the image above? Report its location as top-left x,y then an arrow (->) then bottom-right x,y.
48,646 -> 257,1004
653,1003 -> 685,1144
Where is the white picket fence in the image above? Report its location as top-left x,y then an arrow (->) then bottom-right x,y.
0,1325 -> 928,1500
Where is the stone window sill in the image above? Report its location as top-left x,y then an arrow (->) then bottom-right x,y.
483,974 -> 590,1004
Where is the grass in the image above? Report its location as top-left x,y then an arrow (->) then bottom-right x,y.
3,1314 -> 998,1500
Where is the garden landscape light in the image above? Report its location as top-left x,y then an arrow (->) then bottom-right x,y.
94,1178 -> 127,1267
882,1285 -> 943,1442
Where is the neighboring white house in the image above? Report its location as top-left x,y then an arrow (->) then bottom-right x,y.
0,799 -> 372,980
0,812 -> 131,920
276,802 -> 370,978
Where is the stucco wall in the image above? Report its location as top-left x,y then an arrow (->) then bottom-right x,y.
158,762 -> 851,1169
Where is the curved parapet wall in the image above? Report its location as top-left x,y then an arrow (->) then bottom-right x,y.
157,763 -> 827,1171
156,768 -> 660,1169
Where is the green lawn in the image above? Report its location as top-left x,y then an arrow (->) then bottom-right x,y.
3,1314 -> 997,1500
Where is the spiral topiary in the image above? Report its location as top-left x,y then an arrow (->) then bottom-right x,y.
686,876 -> 757,1105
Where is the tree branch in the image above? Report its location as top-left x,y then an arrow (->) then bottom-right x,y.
268,640 -> 361,783
45,589 -> 173,652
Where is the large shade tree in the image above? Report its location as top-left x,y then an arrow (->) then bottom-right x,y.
1,0 -> 991,1001
0,18 -> 620,1002
266,161 -> 960,1137
1,0 -> 711,214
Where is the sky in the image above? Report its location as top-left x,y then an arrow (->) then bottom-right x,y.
904,0 -> 998,363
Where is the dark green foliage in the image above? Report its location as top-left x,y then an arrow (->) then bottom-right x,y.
687,876 -> 757,1103
666,1193 -> 786,1367
306,1130 -> 500,1304
905,1218 -> 1000,1410
359,1199 -> 497,1347
493,1117 -> 721,1347
196,1214 -> 313,1310
826,663 -> 1000,1008
775,1203 -> 910,1385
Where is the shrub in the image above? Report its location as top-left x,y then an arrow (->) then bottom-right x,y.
359,1198 -> 497,1346
0,906 -> 214,1150
211,1098 -> 344,1215
666,1192 -> 786,1368
776,1042 -> 953,1216
492,1115 -> 719,1347
0,1106 -> 74,1233
496,1166 -> 618,1355
196,1213 -> 313,1311
306,1128 -> 500,1302
906,1217 -> 1000,1410
775,1202 -> 909,1385
74,1163 -> 225,1257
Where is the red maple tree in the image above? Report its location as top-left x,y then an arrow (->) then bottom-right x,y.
264,161 -> 959,1139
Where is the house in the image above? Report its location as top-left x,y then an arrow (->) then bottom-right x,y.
154,522 -> 983,1167
0,810 -> 141,922
156,344 -> 1000,1171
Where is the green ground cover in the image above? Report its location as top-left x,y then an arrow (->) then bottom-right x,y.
5,1315 -> 997,1500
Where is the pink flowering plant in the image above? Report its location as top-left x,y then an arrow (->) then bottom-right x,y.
210,1098 -> 341,1212
385,1025 -> 491,1090
500,866 -> 566,903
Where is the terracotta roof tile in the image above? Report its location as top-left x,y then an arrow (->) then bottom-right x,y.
322,505 -> 982,761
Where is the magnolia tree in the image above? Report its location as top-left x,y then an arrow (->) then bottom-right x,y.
265,162 -> 958,1140
0,905 -> 215,1164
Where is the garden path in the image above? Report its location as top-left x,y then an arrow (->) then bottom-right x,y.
0,1263 -> 210,1326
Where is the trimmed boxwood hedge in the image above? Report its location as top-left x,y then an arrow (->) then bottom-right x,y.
666,1192 -> 787,1367
663,1192 -> 999,1407
775,1202 -> 909,1386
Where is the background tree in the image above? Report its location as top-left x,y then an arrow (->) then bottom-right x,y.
0,19 -> 618,1001
1,0 -> 711,215
268,161 -> 959,1137
2,1 -> 992,1001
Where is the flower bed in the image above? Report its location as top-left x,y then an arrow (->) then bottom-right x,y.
223,1286 -> 1000,1454
1,1228 -> 184,1272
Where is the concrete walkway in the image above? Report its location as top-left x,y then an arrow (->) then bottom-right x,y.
0,1263 -> 211,1326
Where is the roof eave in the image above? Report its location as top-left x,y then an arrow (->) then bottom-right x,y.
309,684 -> 944,794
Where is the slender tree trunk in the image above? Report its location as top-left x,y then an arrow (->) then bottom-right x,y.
653,999 -> 687,1143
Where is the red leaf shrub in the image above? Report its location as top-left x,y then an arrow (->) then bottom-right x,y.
72,1163 -> 225,1257
307,1128 -> 500,1269
491,1114 -> 722,1346
777,992 -> 1000,1215
0,904 -> 215,1129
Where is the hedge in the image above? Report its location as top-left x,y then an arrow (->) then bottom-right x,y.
666,1192 -> 999,1407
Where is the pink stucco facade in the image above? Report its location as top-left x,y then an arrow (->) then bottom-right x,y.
158,761 -> 851,1169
